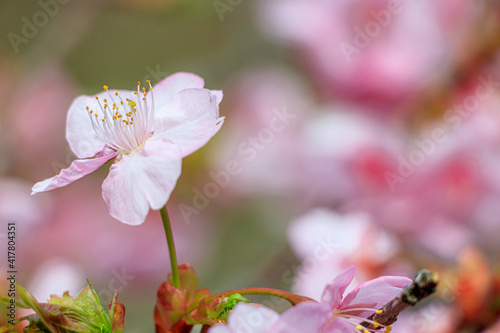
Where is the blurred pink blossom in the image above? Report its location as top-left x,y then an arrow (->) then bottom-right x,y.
211,68 -> 310,199
287,209 -> 409,300
5,65 -> 78,179
0,177 -> 51,228
258,0 -> 473,111
26,259 -> 86,302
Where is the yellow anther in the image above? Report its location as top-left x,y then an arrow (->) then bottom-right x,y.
103,99 -> 107,103
142,98 -> 145,101
90,110 -> 93,114
103,85 -> 108,90
95,96 -> 99,100
115,92 -> 118,96
134,91 -> 138,95
355,325 -> 363,331
104,104 -> 108,109
146,80 -> 150,83
375,310 -> 383,315
120,101 -> 124,105
86,106 -> 89,110
149,87 -> 153,91
142,87 -> 146,93
373,322 -> 379,328
113,116 -> 117,120
95,114 -> 98,118
385,326 -> 392,332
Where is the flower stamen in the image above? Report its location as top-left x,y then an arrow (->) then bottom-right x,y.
328,307 -> 391,333
86,81 -> 155,153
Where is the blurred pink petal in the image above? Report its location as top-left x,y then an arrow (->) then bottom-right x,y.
27,259 -> 86,302
270,302 -> 333,332
0,177 -> 51,227
258,0 -> 473,111
288,209 -> 404,300
6,65 -> 78,177
209,303 -> 280,333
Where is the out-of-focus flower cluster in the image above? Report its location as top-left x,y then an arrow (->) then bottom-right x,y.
202,0 -> 500,331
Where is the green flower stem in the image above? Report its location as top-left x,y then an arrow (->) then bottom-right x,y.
160,206 -> 180,288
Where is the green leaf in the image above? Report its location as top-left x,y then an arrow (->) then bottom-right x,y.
215,294 -> 249,322
11,282 -> 126,333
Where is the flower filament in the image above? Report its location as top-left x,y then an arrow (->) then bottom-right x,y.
327,308 -> 392,333
87,80 -> 155,153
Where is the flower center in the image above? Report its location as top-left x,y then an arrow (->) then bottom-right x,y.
328,307 -> 392,333
86,80 -> 155,153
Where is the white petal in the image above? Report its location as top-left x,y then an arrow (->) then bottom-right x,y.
101,139 -> 182,225
31,147 -> 116,194
66,95 -> 106,159
153,72 -> 205,108
153,88 -> 224,157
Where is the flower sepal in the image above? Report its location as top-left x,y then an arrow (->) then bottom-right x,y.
154,263 -> 212,333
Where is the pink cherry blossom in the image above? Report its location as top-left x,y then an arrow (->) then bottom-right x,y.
276,265 -> 411,332
211,266 -> 411,332
32,73 -> 224,225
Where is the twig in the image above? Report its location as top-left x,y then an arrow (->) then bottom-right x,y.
362,269 -> 439,329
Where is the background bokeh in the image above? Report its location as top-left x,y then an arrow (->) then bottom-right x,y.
1,1 -> 500,332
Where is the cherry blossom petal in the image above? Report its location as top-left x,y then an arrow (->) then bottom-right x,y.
66,90 -> 133,158
321,265 -> 355,308
101,139 -> 182,225
66,95 -> 106,159
31,147 -> 116,194
209,303 -> 280,333
270,302 -> 332,332
212,90 -> 224,105
153,72 -> 205,108
324,317 -> 358,333
339,275 -> 412,318
153,88 -> 224,157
